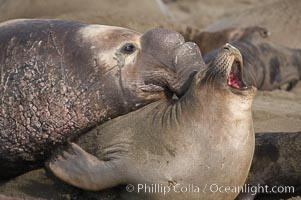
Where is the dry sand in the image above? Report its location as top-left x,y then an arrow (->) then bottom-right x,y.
0,0 -> 300,199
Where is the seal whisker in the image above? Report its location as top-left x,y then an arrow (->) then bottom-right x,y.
206,69 -> 214,93
211,72 -> 219,95
206,67 -> 216,91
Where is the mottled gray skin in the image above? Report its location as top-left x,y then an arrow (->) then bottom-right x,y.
48,44 -> 256,200
0,19 -> 203,179
236,132 -> 301,200
204,27 -> 301,91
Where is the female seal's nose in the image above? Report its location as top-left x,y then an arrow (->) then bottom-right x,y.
223,43 -> 241,55
223,43 -> 232,50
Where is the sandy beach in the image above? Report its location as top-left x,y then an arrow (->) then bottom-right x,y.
0,0 -> 300,199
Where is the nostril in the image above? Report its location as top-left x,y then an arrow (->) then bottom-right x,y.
223,43 -> 231,50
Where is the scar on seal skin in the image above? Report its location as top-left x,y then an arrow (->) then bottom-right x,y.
183,26 -> 301,90
48,44 -> 256,200
0,19 -> 203,180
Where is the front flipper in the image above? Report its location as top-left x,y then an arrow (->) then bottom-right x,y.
47,143 -> 122,191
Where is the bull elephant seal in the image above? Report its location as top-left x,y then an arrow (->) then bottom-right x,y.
48,44 -> 257,200
204,27 -> 301,91
0,19 -> 203,179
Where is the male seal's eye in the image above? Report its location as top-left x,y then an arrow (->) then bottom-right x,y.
121,43 -> 136,54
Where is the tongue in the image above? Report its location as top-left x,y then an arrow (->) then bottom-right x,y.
228,74 -> 240,89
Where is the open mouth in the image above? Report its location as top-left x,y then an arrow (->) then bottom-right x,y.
227,58 -> 249,90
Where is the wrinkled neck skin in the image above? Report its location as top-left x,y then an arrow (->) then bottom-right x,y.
122,78 -> 256,200
141,72 -> 256,156
176,79 -> 255,134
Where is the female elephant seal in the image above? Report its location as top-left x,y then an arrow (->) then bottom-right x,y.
204,27 -> 301,91
0,19 -> 203,179
49,44 -> 257,200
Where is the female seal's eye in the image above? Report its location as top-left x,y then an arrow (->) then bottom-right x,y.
261,30 -> 269,38
121,43 -> 136,54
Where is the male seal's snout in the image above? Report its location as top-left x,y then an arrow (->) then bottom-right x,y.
140,28 -> 204,70
140,28 -> 186,68
140,28 -> 205,96
141,28 -> 185,52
